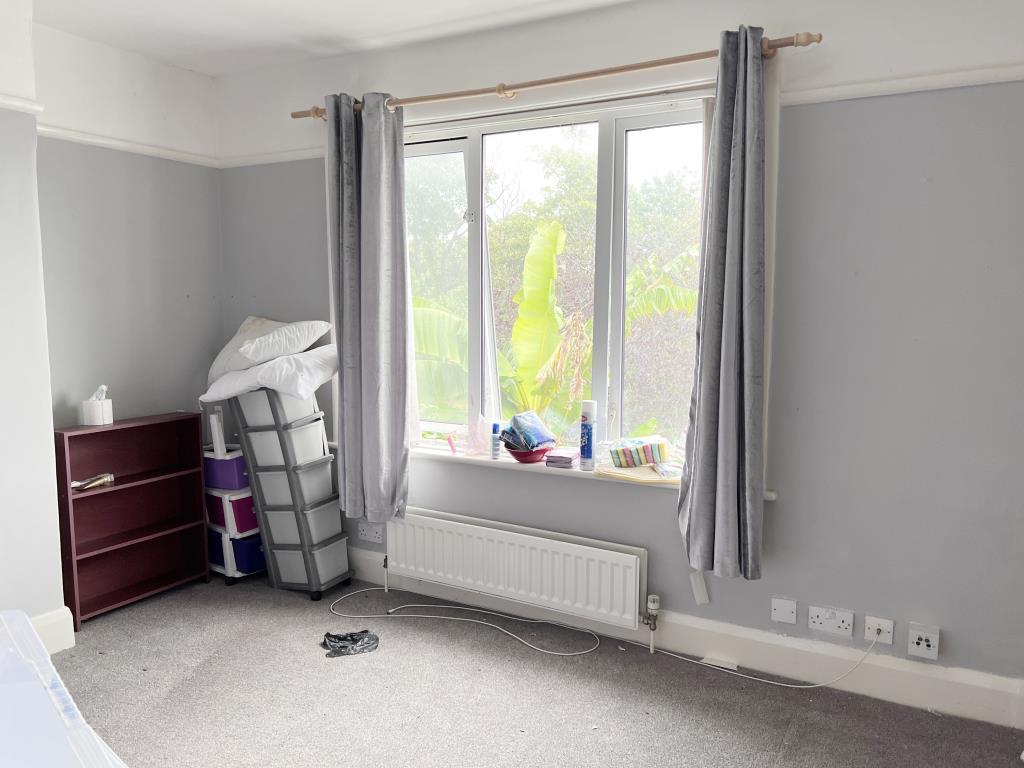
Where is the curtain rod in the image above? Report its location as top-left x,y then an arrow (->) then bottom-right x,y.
290,31 -> 821,121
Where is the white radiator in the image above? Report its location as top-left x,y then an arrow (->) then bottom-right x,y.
386,507 -> 646,630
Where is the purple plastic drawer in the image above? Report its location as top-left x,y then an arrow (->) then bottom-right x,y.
203,445 -> 248,490
207,527 -> 266,577
231,535 -> 266,574
205,488 -> 257,536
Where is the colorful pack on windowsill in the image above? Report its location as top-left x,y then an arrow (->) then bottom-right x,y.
608,436 -> 670,468
499,411 -> 557,452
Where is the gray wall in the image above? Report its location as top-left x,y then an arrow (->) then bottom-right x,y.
215,81 -> 1024,677
218,159 -> 334,434
420,83 -> 1024,675
40,81 -> 1023,676
0,108 -> 66,622
37,139 -> 223,427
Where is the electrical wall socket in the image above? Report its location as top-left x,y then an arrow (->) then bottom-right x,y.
771,597 -> 797,624
907,621 -> 940,660
864,616 -> 894,645
357,521 -> 384,544
808,605 -> 854,637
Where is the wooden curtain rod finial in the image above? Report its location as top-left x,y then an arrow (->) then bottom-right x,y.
794,31 -> 824,47
762,31 -> 823,58
290,105 -> 328,121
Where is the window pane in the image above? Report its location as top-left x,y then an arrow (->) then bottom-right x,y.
405,151 -> 469,426
622,122 -> 703,443
483,124 -> 598,444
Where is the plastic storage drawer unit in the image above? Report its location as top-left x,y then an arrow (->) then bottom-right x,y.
231,535 -> 266,574
273,536 -> 349,587
203,445 -> 248,490
256,456 -> 333,507
248,420 -> 328,467
263,500 -> 342,546
208,527 -> 266,579
205,488 -> 257,536
238,390 -> 318,427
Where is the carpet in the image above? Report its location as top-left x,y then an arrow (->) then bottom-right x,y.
53,579 -> 1022,767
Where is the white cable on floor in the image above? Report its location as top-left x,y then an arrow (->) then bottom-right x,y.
328,587 -> 882,689
329,587 -> 601,656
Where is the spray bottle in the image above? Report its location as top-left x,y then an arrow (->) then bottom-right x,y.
491,423 -> 501,460
580,400 -> 596,471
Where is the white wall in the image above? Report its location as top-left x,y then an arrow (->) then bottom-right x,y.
214,0 -> 1024,165
0,1 -> 73,654
0,0 -> 36,103
28,0 -> 1024,167
33,25 -> 219,164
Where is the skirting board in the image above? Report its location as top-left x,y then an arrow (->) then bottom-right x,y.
348,546 -> 1023,730
30,606 -> 76,655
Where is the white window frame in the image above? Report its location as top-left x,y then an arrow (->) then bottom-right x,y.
404,93 -> 707,443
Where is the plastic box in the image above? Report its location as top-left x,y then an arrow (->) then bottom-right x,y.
273,536 -> 349,586
0,611 -> 128,767
248,420 -> 328,467
203,445 -> 248,490
232,534 -> 266,573
205,488 -> 257,536
208,527 -> 266,576
238,390 -> 318,427
256,456 -> 333,507
263,500 -> 342,546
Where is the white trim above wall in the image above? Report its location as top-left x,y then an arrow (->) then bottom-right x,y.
0,93 -> 44,116
348,547 -> 1023,730
217,146 -> 326,169
35,124 -> 220,168
781,61 -> 1024,106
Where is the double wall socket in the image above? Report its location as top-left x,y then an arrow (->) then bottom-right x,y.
357,521 -> 384,544
808,605 -> 854,638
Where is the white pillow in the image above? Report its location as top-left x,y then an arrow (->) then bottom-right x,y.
239,320 -> 331,366
200,346 -> 338,404
208,316 -> 285,385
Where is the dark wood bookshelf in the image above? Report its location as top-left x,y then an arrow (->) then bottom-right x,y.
55,412 -> 208,630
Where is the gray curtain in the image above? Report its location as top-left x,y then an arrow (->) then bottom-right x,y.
326,92 -> 411,523
678,26 -> 765,580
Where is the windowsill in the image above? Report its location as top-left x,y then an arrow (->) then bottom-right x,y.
411,445 -> 680,491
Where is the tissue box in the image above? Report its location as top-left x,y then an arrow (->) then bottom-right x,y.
80,399 -> 113,426
203,445 -> 248,490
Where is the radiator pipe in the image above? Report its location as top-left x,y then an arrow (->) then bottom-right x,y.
642,594 -> 660,654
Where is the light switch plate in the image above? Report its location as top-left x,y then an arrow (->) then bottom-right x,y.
771,597 -> 797,624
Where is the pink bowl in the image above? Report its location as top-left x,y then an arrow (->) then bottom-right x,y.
506,446 -> 553,464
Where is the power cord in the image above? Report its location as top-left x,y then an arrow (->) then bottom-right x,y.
329,587 -> 601,656
328,587 -> 884,689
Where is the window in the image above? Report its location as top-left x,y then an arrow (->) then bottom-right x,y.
484,124 -> 599,443
617,119 -> 704,440
405,100 -> 704,446
405,145 -> 470,429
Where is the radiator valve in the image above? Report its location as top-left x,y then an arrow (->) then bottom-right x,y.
642,594 -> 660,632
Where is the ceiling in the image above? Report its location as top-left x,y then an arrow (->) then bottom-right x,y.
33,0 -> 635,76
